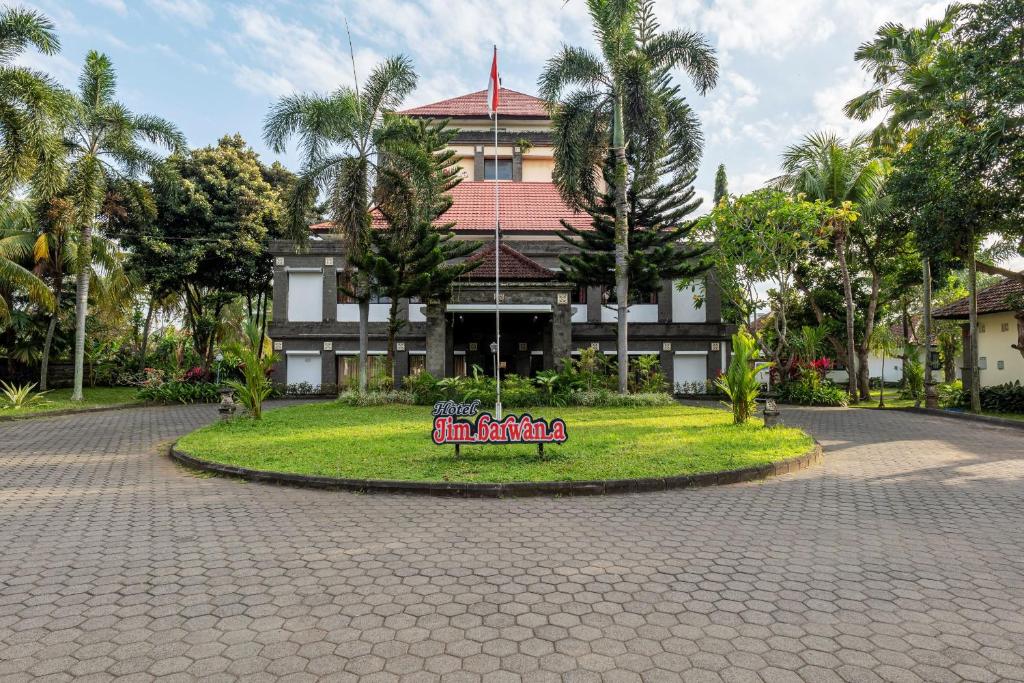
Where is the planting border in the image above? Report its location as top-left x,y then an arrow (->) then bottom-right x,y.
168,442 -> 823,498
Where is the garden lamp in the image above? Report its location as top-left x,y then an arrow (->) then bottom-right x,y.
215,352 -> 224,385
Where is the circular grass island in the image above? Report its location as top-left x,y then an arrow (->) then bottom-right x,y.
173,402 -> 818,496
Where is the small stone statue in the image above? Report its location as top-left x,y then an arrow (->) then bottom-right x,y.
218,388 -> 236,420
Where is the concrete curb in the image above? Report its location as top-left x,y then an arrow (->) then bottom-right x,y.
168,442 -> 824,498
0,402 -> 141,422
899,407 -> 1024,431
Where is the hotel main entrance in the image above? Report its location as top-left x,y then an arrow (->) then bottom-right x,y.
450,312 -> 549,377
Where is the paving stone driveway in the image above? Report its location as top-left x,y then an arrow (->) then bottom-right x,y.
1,404 -> 1024,682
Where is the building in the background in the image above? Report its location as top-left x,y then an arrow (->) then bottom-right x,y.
933,276 -> 1024,389
268,87 -> 734,391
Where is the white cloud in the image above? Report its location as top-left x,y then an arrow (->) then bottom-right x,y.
89,0 -> 127,14
810,65 -> 884,139
700,69 -> 761,145
698,0 -> 836,57
146,0 -> 213,28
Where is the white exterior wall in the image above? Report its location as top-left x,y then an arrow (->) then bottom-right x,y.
337,303 -> 390,322
287,271 -> 322,322
673,352 -> 708,392
285,352 -> 321,388
600,304 -> 658,323
978,311 -> 1024,387
672,280 -> 706,323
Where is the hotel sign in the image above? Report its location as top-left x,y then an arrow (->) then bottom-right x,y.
432,400 -> 568,453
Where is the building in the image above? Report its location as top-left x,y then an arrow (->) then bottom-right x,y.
268,87 -> 734,391
933,276 -> 1024,388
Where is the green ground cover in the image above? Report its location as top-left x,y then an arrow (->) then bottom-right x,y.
0,387 -> 140,416
176,402 -> 814,483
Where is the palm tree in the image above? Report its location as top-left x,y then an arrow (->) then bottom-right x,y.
264,55 -> 417,393
33,194 -> 132,389
63,51 -> 185,400
0,198 -> 53,325
780,132 -> 887,402
0,6 -> 66,197
538,0 -> 717,393
844,4 -> 960,152
868,323 -> 900,407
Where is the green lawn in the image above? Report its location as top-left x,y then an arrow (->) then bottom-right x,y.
177,402 -> 814,483
849,389 -> 917,409
0,386 -> 140,416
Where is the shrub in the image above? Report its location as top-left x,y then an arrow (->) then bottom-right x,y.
938,380 -> 965,408
337,390 -> 415,406
900,353 -> 925,400
500,374 -> 541,408
567,390 -> 674,407
405,372 -> 443,405
137,381 -> 220,405
224,323 -> 278,419
950,380 -> 1024,414
0,381 -> 50,409
715,329 -> 771,424
777,378 -> 849,407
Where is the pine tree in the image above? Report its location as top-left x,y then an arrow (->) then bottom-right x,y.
558,155 -> 709,303
356,117 -> 479,384
714,164 -> 728,204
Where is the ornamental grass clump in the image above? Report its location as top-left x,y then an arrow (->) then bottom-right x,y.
225,322 -> 277,420
0,381 -> 49,410
715,330 -> 772,424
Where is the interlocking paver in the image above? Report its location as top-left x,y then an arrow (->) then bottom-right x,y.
1,403 -> 1024,680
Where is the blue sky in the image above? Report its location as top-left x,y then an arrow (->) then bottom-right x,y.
16,0 -> 955,214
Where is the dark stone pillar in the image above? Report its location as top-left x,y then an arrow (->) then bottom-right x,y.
658,279 -> 673,323
542,325 -> 554,371
473,146 -> 485,181
394,348 -> 410,388
322,261 -> 337,322
272,260 -> 287,324
426,303 -> 447,378
586,286 -> 602,323
512,147 -> 523,181
552,296 -> 572,369
659,345 -> 674,393
321,349 -> 337,393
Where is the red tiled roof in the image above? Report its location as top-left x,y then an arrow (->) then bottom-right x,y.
933,276 -> 1024,319
366,182 -> 589,232
400,87 -> 549,119
460,243 -> 556,281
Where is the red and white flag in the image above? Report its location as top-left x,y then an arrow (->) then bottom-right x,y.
487,46 -> 499,118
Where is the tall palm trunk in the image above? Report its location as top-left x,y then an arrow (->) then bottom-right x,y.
967,251 -> 981,412
71,221 -> 94,401
358,298 -> 369,392
39,276 -> 62,391
137,294 -> 155,374
857,271 -> 880,400
836,229 -> 858,402
611,92 -> 629,395
387,299 -> 401,389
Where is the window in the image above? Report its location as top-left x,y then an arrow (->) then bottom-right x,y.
979,356 -> 988,370
1002,322 -> 1010,332
604,287 -> 657,305
337,271 -> 355,304
997,360 -> 1005,370
573,286 -> 588,305
453,355 -> 467,377
484,158 -> 513,180
337,355 -> 391,390
980,324 -> 986,333
408,355 -> 426,376
337,271 -> 390,304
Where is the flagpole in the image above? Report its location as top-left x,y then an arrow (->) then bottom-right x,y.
493,45 -> 502,420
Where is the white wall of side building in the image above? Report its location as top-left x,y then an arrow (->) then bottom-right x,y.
977,312 -> 1024,387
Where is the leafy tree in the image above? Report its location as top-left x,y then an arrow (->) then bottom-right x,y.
539,0 -> 717,393
264,55 -> 417,393
713,163 -> 728,204
120,135 -> 282,371
0,198 -> 52,325
0,6 -> 66,197
694,188 -> 832,370
358,117 -> 480,384
779,132 -> 885,401
62,51 -> 185,400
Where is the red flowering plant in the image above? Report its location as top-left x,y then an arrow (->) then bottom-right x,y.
182,366 -> 209,383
